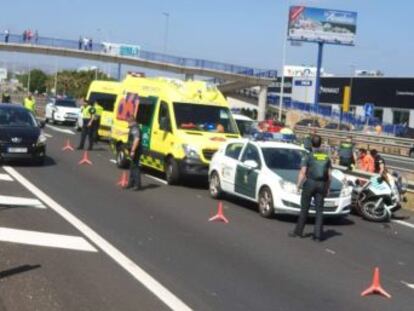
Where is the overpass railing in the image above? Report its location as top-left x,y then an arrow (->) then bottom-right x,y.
0,33 -> 277,79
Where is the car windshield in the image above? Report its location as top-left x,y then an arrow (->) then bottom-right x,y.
263,148 -> 306,171
0,107 -> 37,127
173,103 -> 238,134
56,100 -> 77,107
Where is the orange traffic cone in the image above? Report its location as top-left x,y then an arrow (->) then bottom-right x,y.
78,151 -> 92,165
62,139 -> 74,151
361,267 -> 391,298
209,201 -> 229,224
117,171 -> 129,188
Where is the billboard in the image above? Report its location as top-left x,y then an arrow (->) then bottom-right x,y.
102,42 -> 141,57
288,6 -> 357,45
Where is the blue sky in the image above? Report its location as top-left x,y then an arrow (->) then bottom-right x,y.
1,0 -> 413,76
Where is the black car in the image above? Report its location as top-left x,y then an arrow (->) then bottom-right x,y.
295,118 -> 321,128
324,122 -> 351,131
0,104 -> 46,165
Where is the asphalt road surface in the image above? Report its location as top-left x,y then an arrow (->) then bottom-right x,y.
1,124 -> 414,311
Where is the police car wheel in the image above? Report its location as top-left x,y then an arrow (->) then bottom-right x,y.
258,187 -> 274,218
209,171 -> 223,199
165,157 -> 179,185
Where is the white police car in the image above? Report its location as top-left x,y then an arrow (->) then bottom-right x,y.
208,139 -> 352,218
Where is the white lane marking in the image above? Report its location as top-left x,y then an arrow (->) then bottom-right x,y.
44,133 -> 53,138
46,124 -> 75,135
109,159 -> 117,164
0,227 -> 97,252
145,174 -> 168,185
0,195 -> 46,209
401,280 -> 414,290
393,220 -> 414,230
325,248 -> 336,255
0,173 -> 13,181
3,166 -> 192,311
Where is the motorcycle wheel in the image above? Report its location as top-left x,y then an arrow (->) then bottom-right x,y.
360,200 -> 390,222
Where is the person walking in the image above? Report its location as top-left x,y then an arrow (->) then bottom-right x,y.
77,100 -> 96,150
92,101 -> 104,142
22,30 -> 27,42
338,136 -> 355,169
78,36 -> 83,50
290,135 -> 332,241
88,38 -> 93,51
23,93 -> 36,114
125,115 -> 142,191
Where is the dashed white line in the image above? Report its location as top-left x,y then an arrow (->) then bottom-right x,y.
109,159 -> 117,164
46,124 -> 75,135
44,133 -> 53,138
0,195 -> 46,209
3,166 -> 192,311
145,174 -> 168,185
0,227 -> 97,252
393,220 -> 414,230
0,173 -> 13,181
401,280 -> 414,290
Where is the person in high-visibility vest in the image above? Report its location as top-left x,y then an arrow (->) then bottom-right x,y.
93,101 -> 104,143
77,100 -> 96,150
23,93 -> 36,114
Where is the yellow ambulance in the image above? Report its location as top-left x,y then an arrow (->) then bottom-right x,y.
86,81 -> 121,140
111,75 -> 240,184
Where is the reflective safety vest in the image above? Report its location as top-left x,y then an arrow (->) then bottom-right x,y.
94,102 -> 104,117
339,142 -> 353,159
24,97 -> 36,112
82,105 -> 95,119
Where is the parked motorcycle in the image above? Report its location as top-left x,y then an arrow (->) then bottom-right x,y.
350,172 -> 407,222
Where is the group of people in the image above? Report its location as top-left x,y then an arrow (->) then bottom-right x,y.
292,132 -> 388,242
78,36 -> 93,51
22,29 -> 38,43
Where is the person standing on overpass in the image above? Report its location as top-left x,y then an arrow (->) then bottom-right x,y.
290,135 -> 332,241
125,115 -> 142,191
23,93 -> 36,115
77,100 -> 96,150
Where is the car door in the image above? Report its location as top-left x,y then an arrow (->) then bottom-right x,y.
220,142 -> 245,193
234,143 -> 261,198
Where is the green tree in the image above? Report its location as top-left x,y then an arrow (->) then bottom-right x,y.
17,69 -> 49,93
46,69 -> 114,98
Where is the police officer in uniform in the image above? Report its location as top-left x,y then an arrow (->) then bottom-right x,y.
93,101 -> 104,142
125,115 -> 142,191
23,93 -> 36,115
77,100 -> 96,150
290,135 -> 332,241
338,136 -> 355,169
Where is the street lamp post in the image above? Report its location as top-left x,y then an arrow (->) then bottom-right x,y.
163,12 -> 170,53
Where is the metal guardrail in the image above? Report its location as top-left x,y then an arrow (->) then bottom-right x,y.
295,126 -> 414,157
0,33 -> 277,79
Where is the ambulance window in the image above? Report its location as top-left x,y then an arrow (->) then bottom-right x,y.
158,102 -> 172,132
241,144 -> 261,167
225,143 -> 244,160
88,92 -> 117,111
136,97 -> 156,126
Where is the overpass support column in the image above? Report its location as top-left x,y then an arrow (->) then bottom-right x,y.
117,63 -> 122,81
258,85 -> 268,121
184,73 -> 194,81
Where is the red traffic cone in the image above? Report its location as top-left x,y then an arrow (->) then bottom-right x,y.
209,201 -> 229,224
361,267 -> 391,298
78,151 -> 93,165
62,139 -> 74,151
117,171 -> 129,188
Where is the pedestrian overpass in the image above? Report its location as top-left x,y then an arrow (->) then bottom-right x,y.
0,33 -> 277,120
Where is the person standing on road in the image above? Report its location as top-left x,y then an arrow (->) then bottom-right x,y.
77,100 -> 96,150
23,93 -> 36,115
125,115 -> 142,191
290,135 -> 332,241
357,148 -> 375,173
370,149 -> 386,175
93,101 -> 104,143
338,136 -> 355,170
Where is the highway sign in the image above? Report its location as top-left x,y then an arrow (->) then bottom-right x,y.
364,102 -> 375,118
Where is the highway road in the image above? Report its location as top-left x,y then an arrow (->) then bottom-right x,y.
1,124 -> 414,310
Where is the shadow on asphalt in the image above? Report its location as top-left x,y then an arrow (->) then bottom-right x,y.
0,264 -> 41,279
2,156 -> 56,168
